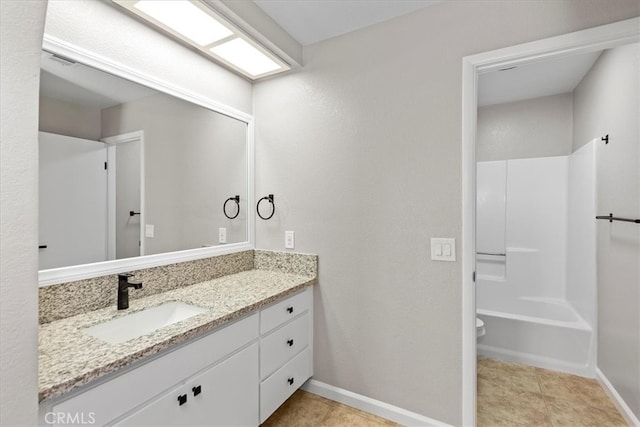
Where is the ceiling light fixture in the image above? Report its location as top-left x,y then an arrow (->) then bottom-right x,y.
112,0 -> 290,80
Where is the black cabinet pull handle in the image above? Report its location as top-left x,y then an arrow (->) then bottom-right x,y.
192,385 -> 202,396
286,306 -> 294,314
178,394 -> 187,406
39,245 -> 47,249
287,339 -> 294,347
287,377 -> 294,386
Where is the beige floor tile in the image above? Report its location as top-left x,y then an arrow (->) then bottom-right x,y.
477,383 -> 551,426
333,403 -> 399,426
262,390 -> 333,427
477,357 -> 541,393
318,404 -> 391,427
477,410 -> 529,427
545,396 -> 628,427
535,368 -> 618,412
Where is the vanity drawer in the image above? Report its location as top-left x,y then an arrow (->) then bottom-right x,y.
259,348 -> 310,423
260,288 -> 312,334
260,312 -> 309,380
50,313 -> 259,427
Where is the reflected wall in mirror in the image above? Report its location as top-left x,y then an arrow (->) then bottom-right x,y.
39,50 -> 248,271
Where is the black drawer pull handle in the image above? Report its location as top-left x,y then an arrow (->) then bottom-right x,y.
39,245 -> 47,249
287,339 -> 294,347
178,394 -> 187,406
192,385 -> 202,396
287,377 -> 294,386
286,306 -> 294,314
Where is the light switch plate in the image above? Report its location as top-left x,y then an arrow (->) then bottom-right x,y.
431,238 -> 456,261
285,231 -> 295,249
145,224 -> 155,238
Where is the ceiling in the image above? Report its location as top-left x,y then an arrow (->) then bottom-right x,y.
477,51 -> 602,106
253,0 -> 442,46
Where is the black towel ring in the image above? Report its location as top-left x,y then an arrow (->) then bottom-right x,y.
223,195 -> 240,219
257,194 -> 275,220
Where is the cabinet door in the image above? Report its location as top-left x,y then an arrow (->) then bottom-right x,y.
115,343 -> 258,426
188,342 -> 259,426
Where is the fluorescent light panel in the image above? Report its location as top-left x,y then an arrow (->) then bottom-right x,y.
134,1 -> 232,46
211,38 -> 281,77
113,0 -> 289,79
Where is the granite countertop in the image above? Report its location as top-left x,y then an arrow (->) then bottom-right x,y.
39,269 -> 316,403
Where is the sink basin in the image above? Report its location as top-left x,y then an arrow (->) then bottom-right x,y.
84,302 -> 207,344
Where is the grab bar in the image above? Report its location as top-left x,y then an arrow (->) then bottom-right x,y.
477,252 -> 506,256
596,213 -> 640,224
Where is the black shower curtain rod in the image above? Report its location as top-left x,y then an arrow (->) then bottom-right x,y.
596,213 -> 640,224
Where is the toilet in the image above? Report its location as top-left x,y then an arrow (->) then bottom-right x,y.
476,317 -> 485,339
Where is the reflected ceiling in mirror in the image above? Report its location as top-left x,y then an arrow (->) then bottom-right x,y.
38,48 -> 251,279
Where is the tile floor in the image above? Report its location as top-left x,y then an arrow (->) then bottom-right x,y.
477,357 -> 628,427
261,390 -> 399,427
262,358 -> 628,427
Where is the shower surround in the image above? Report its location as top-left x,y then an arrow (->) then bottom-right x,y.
476,141 -> 597,377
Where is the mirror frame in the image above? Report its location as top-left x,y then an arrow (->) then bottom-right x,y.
39,35 -> 255,287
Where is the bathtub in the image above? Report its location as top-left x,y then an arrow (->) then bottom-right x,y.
477,296 -> 596,377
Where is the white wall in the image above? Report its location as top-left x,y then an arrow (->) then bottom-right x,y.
573,43 -> 640,419
0,1 -> 47,426
477,93 -> 573,161
253,1 -> 640,424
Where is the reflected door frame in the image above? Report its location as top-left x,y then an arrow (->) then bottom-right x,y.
103,130 -> 145,259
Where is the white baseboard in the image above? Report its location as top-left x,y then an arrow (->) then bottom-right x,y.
595,368 -> 640,427
301,379 -> 452,427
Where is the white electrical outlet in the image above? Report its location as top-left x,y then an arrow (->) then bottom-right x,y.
285,231 -> 295,249
219,227 -> 227,244
145,224 -> 155,238
431,238 -> 456,261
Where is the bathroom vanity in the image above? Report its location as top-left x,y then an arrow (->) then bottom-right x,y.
38,251 -> 316,426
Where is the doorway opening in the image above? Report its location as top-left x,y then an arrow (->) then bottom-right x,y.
461,18 -> 639,426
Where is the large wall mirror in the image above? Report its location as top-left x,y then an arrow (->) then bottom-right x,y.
38,37 -> 254,286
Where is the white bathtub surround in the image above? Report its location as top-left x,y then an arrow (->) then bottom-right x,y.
476,142 -> 596,377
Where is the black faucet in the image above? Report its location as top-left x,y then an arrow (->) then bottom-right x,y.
118,273 -> 143,310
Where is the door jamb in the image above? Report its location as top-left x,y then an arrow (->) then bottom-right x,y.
102,130 -> 145,260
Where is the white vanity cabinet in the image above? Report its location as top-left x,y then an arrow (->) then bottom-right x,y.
42,313 -> 260,427
259,287 -> 313,423
39,287 -> 314,427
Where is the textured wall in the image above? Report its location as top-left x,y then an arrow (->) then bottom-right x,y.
253,2 -> 640,424
0,1 -> 48,425
477,93 -> 573,161
573,43 -> 640,419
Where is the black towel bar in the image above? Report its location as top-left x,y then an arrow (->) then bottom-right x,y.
596,213 -> 640,224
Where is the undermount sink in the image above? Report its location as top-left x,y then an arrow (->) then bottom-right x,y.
83,301 -> 207,344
